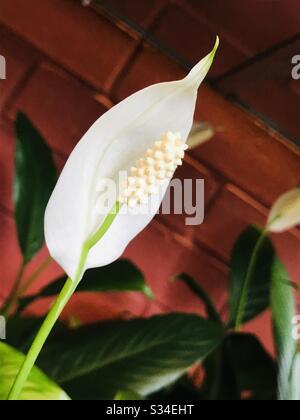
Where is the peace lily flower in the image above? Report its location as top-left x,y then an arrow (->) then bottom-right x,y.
45,38 -> 219,281
9,41 -> 220,401
267,188 -> 300,233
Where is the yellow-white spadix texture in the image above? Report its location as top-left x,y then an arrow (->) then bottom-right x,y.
45,38 -> 219,280
118,131 -> 188,208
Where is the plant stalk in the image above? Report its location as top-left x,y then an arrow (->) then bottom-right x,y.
7,202 -> 121,400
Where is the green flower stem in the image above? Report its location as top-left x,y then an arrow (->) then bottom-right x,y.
235,229 -> 267,331
7,276 -> 77,401
85,201 -> 122,249
7,201 -> 121,400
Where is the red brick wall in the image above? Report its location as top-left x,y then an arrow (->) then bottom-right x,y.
0,0 -> 299,353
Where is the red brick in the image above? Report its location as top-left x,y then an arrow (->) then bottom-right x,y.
124,221 -> 228,315
28,290 -> 149,323
114,44 -> 185,100
0,212 -> 22,302
291,79 -> 300,96
195,184 -> 300,281
115,44 -> 300,207
0,209 -> 147,322
188,0 -> 300,54
141,299 -> 171,318
224,80 -> 300,143
0,25 -> 40,116
192,86 -> 300,206
195,184 -> 267,260
0,208 -> 148,319
156,155 -> 221,238
0,211 -> 154,321
0,225 -> 148,322
152,4 -> 247,77
216,38 -> 300,142
0,211 -> 170,322
8,63 -> 109,156
105,0 -> 163,26
0,0 -> 137,92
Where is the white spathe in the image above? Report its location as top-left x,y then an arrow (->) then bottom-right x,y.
268,188 -> 300,233
44,38 -> 219,280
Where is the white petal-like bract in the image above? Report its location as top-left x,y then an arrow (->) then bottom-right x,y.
44,39 -> 219,279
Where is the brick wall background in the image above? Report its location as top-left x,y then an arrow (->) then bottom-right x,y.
0,0 -> 300,353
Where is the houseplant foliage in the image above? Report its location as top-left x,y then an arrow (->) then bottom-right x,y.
0,44 -> 299,400
0,118 -> 297,402
0,342 -> 69,401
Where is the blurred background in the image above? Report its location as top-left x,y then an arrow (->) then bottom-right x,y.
0,0 -> 300,356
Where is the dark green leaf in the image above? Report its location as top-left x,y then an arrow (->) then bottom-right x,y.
0,342 -> 69,400
228,226 -> 275,328
176,273 -> 221,324
201,341 -> 238,400
14,113 -> 56,262
224,333 -> 277,400
150,376 -> 202,400
201,333 -> 277,400
5,316 -> 44,352
38,314 -> 224,400
19,259 -> 153,311
271,259 -> 300,400
5,316 -> 65,353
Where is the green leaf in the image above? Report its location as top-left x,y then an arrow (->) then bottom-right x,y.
228,226 -> 275,328
0,342 -> 69,400
38,314 -> 224,400
14,112 -> 57,263
150,376 -> 202,400
224,333 -> 277,400
115,390 -> 144,400
200,340 -> 238,401
201,333 -> 277,400
5,316 -> 65,353
5,316 -> 44,352
175,273 -> 221,324
19,259 -> 153,311
271,259 -> 300,400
